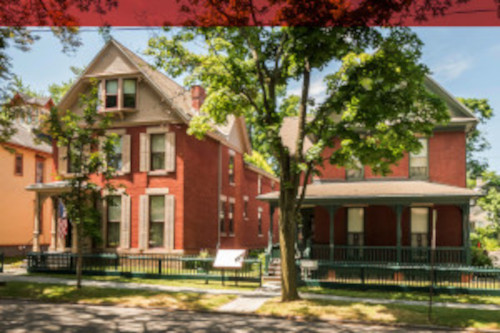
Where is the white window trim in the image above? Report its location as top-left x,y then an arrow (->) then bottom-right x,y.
101,188 -> 130,250
220,196 -> 227,236
228,149 -> 236,187
103,129 -> 131,175
228,198 -> 235,237
99,77 -> 139,112
257,175 -> 262,194
141,126 -> 176,175
139,188 -> 175,251
258,207 -> 263,237
243,196 -> 249,220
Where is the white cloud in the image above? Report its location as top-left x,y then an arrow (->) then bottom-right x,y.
431,56 -> 472,82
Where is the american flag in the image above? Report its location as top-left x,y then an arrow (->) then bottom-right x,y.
58,200 -> 68,238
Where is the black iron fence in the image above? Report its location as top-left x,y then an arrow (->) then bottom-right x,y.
27,253 -> 262,286
0,253 -> 3,273
300,261 -> 500,295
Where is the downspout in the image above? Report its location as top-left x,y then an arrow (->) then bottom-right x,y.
216,142 -> 222,249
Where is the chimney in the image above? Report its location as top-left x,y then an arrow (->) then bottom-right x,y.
191,85 -> 206,112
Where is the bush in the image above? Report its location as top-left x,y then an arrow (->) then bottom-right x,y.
470,246 -> 492,267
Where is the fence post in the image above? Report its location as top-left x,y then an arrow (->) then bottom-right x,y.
361,267 -> 365,286
158,259 -> 162,275
259,261 -> 262,287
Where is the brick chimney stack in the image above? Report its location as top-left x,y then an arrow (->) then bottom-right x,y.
191,85 -> 206,111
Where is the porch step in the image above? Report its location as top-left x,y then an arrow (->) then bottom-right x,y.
267,258 -> 282,277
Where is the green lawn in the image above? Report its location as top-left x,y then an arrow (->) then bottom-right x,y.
27,272 -> 259,291
258,298 -> 500,330
300,286 -> 500,306
0,281 -> 235,311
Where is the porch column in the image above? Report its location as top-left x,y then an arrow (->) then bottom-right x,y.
32,193 -> 41,252
461,203 -> 471,265
49,196 -> 58,251
328,206 -> 338,261
267,203 -> 276,252
395,205 -> 403,264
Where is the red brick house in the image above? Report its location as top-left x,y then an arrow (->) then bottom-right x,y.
259,76 -> 479,266
27,39 -> 278,254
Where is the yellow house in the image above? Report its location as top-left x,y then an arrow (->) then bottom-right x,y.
0,93 -> 54,256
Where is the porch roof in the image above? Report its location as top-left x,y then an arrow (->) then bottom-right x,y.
25,181 -> 71,194
257,180 -> 480,205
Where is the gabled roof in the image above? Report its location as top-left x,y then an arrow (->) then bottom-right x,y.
11,92 -> 53,109
57,38 -> 253,154
280,76 -> 478,153
8,122 -> 52,154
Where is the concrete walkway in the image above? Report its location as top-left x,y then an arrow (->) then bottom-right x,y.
1,273 -> 500,312
219,296 -> 270,313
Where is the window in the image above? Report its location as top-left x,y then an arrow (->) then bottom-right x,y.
105,79 -> 118,108
411,208 -> 429,247
14,154 -> 23,176
410,138 -> 428,179
346,159 -> 364,181
123,79 -> 137,108
219,200 -> 226,234
228,154 -> 235,184
258,208 -> 263,236
347,208 -> 364,246
243,197 -> 249,219
108,135 -> 123,171
258,175 -> 262,194
149,195 -> 165,248
107,196 -> 121,248
35,159 -> 44,183
228,201 -> 234,235
150,134 -> 165,171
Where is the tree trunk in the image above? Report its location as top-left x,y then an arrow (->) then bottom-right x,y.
279,187 -> 300,301
76,222 -> 83,289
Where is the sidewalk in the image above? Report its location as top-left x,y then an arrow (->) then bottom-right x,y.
1,273 -> 500,312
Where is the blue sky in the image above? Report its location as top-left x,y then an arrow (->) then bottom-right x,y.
7,27 -> 500,173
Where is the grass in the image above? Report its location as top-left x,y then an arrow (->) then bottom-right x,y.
27,272 -> 259,291
3,256 -> 25,268
0,281 -> 235,311
258,298 -> 500,330
301,286 -> 500,306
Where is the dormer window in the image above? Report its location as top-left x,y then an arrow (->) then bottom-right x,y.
123,79 -> 137,108
105,79 -> 118,108
101,78 -> 137,111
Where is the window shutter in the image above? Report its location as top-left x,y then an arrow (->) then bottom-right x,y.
98,137 -> 107,172
101,197 -> 108,249
122,134 -> 131,174
139,133 -> 149,172
138,195 -> 149,250
165,132 -> 176,172
58,146 -> 68,176
120,194 -> 131,249
164,194 -> 175,250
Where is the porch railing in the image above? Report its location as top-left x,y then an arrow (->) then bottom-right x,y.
27,252 -> 262,286
310,245 -> 466,266
300,261 -> 500,295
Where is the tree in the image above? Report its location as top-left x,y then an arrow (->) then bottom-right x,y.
457,98 -> 494,178
0,0 -> 117,144
48,66 -> 84,104
147,27 -> 449,301
44,81 -> 119,289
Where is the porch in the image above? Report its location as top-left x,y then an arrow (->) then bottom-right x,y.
259,180 -> 480,267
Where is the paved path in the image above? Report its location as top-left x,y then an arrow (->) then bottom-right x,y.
219,296 -> 270,313
2,273 -> 500,312
0,299 -> 464,333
